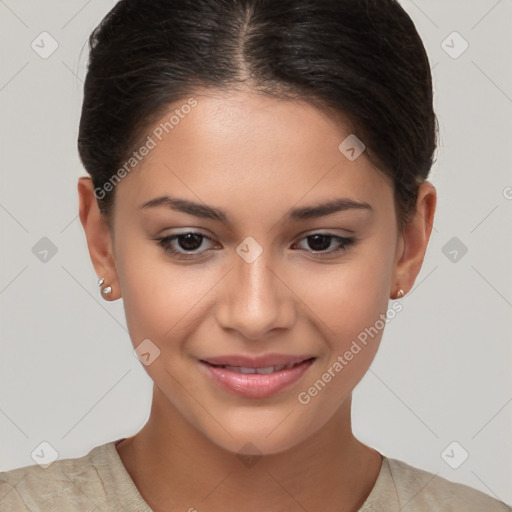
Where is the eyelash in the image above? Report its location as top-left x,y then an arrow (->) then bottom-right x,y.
154,231 -> 356,260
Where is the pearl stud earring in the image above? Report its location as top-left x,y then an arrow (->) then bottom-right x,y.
98,277 -> 112,296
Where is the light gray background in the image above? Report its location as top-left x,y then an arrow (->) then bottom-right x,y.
1,0 -> 511,505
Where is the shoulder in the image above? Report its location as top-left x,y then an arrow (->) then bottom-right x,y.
385,456 -> 512,511
0,443 -> 112,512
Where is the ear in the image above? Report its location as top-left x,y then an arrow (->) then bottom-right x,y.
391,181 -> 437,298
77,177 -> 120,300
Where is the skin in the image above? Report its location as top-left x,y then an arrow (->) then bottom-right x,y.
78,88 -> 436,512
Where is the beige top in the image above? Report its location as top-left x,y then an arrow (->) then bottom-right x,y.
1,439 -> 510,511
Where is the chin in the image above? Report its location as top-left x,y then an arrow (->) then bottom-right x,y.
197,410 -> 317,458
212,430 -> 306,458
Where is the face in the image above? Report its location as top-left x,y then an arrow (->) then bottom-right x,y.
81,89 -> 430,456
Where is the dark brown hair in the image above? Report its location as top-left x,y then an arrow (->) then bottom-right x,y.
78,0 -> 438,231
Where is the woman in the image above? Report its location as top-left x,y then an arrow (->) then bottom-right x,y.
1,0 -> 510,510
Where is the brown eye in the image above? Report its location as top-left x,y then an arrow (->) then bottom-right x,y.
293,233 -> 356,257
155,232 -> 216,258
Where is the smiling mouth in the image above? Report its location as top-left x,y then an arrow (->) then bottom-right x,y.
199,357 -> 316,398
203,359 -> 315,374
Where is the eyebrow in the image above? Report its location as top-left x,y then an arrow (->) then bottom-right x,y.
139,195 -> 373,223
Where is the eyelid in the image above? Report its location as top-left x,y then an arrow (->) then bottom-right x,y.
154,229 -> 357,260
297,227 -> 355,237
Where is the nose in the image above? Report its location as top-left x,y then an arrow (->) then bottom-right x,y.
215,250 -> 296,340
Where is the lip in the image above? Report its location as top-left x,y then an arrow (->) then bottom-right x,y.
200,353 -> 315,368
199,355 -> 316,399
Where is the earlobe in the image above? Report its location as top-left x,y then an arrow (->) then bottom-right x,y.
391,288 -> 405,300
390,181 -> 437,299
77,177 -> 120,300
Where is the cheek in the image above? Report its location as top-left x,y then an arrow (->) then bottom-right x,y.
295,237 -> 395,384
114,234 -> 178,346
114,234 -> 218,354
299,242 -> 394,338
291,248 -> 394,429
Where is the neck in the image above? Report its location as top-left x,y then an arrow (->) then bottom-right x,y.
116,386 -> 382,512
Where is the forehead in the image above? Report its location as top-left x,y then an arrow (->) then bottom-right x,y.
114,90 -> 392,219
